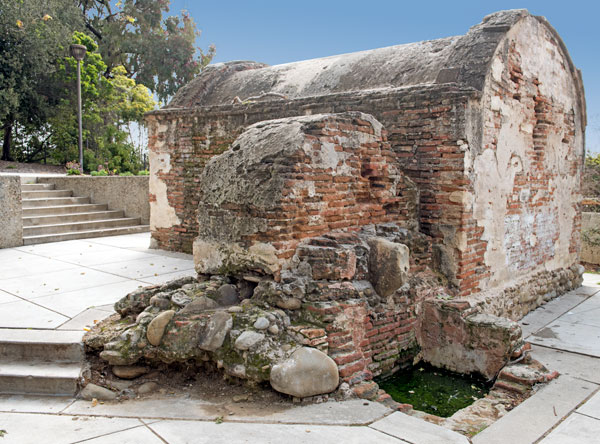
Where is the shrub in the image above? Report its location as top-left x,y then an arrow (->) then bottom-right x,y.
137,170 -> 149,176
119,171 -> 134,176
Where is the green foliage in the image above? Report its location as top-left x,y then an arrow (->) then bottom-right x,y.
40,32 -> 155,173
1,0 -> 211,170
583,153 -> 600,212
90,169 -> 108,176
0,0 -> 83,160
119,171 -> 134,176
137,170 -> 149,176
80,0 -> 214,103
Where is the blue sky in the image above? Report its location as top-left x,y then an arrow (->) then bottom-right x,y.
169,0 -> 599,154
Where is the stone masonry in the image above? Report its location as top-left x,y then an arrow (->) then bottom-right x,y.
89,9 -> 588,402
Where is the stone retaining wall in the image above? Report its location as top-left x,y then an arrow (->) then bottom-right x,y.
38,176 -> 150,224
581,212 -> 600,265
0,175 -> 23,248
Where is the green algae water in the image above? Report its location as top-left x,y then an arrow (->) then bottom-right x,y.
377,363 -> 491,417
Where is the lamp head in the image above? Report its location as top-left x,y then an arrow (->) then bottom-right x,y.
69,44 -> 86,61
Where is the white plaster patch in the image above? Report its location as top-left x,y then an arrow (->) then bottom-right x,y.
149,150 -> 180,230
472,16 -> 582,288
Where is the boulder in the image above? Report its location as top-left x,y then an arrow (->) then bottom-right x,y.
270,347 -> 339,397
147,310 -> 175,346
234,331 -> 265,350
80,383 -> 117,401
198,311 -> 233,351
368,237 -> 409,297
253,317 -> 270,330
216,284 -> 240,306
180,296 -> 219,314
112,365 -> 147,379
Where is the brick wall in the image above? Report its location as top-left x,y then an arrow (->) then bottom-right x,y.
147,85 -> 476,260
195,113 -> 418,264
460,27 -> 583,297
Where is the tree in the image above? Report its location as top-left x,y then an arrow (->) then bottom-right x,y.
78,0 -> 215,102
0,0 -> 83,160
47,32 -> 156,172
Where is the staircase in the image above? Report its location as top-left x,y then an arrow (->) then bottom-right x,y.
0,329 -> 83,396
21,181 -> 149,245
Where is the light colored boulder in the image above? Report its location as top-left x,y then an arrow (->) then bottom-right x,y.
199,311 -> 233,351
368,237 -> 409,297
112,365 -> 147,379
254,317 -> 270,330
146,310 -> 175,346
180,296 -> 219,314
270,347 -> 339,397
234,331 -> 265,350
80,383 -> 117,401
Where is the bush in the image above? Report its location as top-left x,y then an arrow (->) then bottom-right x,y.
90,169 -> 109,176
137,170 -> 149,176
66,160 -> 81,175
119,171 -> 134,176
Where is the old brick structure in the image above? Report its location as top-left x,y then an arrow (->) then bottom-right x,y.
147,10 -> 585,316
133,9 -> 587,390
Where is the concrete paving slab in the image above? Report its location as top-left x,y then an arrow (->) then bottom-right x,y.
0,328 -> 83,343
0,255 -> 78,280
0,267 -> 129,301
572,284 -> 600,297
369,412 -> 469,444
87,233 -> 151,249
529,320 -> 600,357
64,397 -> 220,421
64,398 -> 390,426
577,390 -> 600,420
14,239 -> 115,258
75,424 -> 165,444
148,420 -> 405,444
560,307 -> 600,328
0,299 -> 69,328
520,292 -> 589,338
138,270 -> 197,285
58,307 -> 116,331
0,248 -> 38,262
0,290 -> 20,305
0,412 -> 144,444
33,280 -> 144,318
531,345 -> 600,384
566,293 -> 600,313
94,304 -> 116,312
582,273 -> 600,287
233,399 -> 391,425
0,394 -> 74,414
537,412 -> 600,444
91,256 -> 194,280
471,375 -> 598,444
53,248 -> 161,267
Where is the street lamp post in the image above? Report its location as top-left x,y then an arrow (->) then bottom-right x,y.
70,44 -> 86,173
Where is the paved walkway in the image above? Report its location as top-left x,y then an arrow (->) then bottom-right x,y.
0,234 -> 599,443
0,233 -> 194,330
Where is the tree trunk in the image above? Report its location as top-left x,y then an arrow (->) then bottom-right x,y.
1,120 -> 13,161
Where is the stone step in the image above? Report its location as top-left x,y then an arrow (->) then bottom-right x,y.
22,203 -> 109,217
21,189 -> 73,199
23,217 -> 142,236
0,329 -> 84,362
23,225 -> 150,245
0,361 -> 81,396
21,196 -> 91,208
21,183 -> 55,191
23,210 -> 125,227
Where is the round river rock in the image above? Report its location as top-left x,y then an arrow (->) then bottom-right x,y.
270,347 -> 339,398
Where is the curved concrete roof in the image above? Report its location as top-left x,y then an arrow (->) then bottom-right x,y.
168,10 -> 579,110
